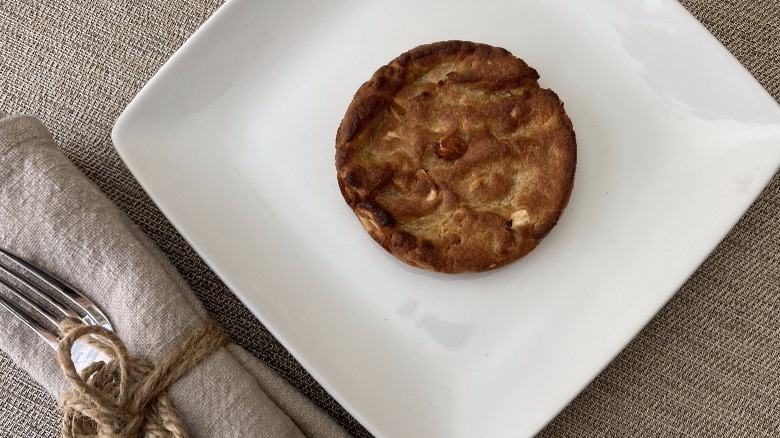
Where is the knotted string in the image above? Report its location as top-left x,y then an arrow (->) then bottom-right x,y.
55,318 -> 230,438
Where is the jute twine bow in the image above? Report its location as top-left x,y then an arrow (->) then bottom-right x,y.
55,318 -> 230,438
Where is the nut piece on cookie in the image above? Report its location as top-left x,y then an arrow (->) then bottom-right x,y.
434,134 -> 468,160
509,209 -> 531,231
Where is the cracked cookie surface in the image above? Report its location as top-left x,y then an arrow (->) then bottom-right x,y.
336,40 -> 576,273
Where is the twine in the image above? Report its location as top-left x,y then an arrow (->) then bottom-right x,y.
55,318 -> 230,438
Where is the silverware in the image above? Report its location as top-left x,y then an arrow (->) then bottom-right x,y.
0,247 -> 113,370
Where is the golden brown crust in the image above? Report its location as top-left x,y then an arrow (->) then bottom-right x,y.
336,41 -> 576,273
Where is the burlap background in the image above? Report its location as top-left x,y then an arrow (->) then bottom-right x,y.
0,0 -> 777,436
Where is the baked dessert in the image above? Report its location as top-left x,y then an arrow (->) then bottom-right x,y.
336,40 -> 576,273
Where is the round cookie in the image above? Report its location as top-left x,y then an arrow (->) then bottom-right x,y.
336,40 -> 576,273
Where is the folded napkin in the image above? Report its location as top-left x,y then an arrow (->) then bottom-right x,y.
0,113 -> 350,438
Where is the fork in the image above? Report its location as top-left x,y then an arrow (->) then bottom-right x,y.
0,246 -> 113,370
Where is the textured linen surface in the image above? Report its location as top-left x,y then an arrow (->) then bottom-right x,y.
0,0 -> 778,437
0,115 -> 349,438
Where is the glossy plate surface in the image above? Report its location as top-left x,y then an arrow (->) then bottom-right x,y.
113,1 -> 780,436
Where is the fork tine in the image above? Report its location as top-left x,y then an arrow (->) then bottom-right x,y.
0,293 -> 59,348
0,247 -> 112,330
0,277 -> 61,328
0,263 -> 78,319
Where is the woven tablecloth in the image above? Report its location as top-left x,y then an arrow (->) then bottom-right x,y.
1,1 -> 778,436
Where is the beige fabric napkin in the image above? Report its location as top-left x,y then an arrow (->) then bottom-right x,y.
0,113 -> 350,438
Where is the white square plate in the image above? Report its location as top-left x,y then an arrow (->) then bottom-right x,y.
112,0 -> 780,436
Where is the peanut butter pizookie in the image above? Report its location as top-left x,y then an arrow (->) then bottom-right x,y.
336,41 -> 576,273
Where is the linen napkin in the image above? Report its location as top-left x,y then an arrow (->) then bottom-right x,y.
0,113 -> 350,438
